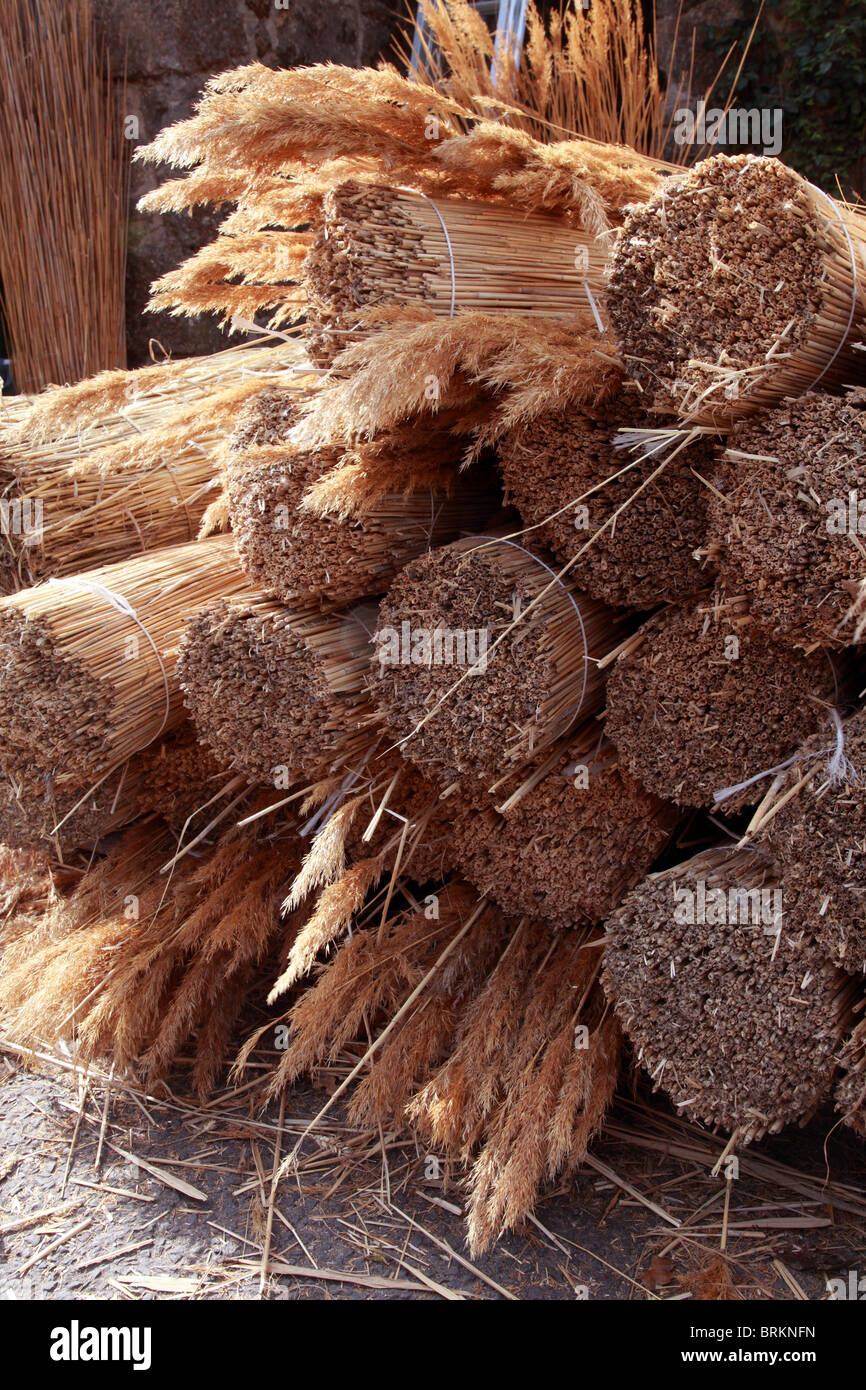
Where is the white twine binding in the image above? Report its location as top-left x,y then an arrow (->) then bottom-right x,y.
417,192 -> 457,318
47,576 -> 172,742
713,708 -> 858,804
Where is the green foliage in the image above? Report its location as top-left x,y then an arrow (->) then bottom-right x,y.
706,0 -> 866,194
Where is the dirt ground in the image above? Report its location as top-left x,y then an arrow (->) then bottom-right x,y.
2,1042 -> 864,1302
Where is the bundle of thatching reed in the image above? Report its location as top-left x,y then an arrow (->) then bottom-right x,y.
448,722 -> 681,927
603,846 -> 856,1142
0,536 -> 248,813
498,373 -> 715,608
0,806 -> 304,1096
265,879 -> 619,1252
837,1016 -> 866,1137
177,592 -> 382,788
0,0 -> 126,392
0,722 -> 228,857
0,341 -> 316,591
225,393 -> 494,608
604,592 -> 850,812
705,391 -> 866,649
744,706 -> 866,973
370,534 -> 623,788
607,153 -> 866,429
301,180 -> 609,365
5,337 -> 311,448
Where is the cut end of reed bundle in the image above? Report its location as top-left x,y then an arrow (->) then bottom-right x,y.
607,154 -> 866,426
499,393 -> 714,608
177,593 -> 381,788
758,707 -> 866,973
603,847 -> 853,1140
605,594 -> 846,811
371,535 -> 620,786
707,391 -> 866,649
450,725 -> 681,927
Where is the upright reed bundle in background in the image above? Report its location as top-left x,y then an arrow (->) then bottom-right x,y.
0,0 -> 127,391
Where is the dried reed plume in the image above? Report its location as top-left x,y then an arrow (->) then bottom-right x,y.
0,0 -> 126,391
402,0 -> 733,159
265,882 -> 619,1251
0,809 -> 303,1095
603,846 -> 855,1142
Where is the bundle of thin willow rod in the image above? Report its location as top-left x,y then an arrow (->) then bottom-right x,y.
605,591 -> 852,813
603,846 -> 858,1142
370,534 -> 624,788
302,181 -> 609,364
177,592 -> 382,787
0,536 -> 249,812
705,390 -> 866,650
607,153 -> 866,429
0,0 -> 126,392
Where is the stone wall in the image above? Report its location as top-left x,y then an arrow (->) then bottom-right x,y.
94,0 -> 399,365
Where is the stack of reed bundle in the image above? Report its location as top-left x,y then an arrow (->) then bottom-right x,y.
498,375 -> 715,608
607,153 -> 866,429
746,707 -> 866,973
301,181 -> 610,365
448,722 -> 681,927
225,429 -> 494,609
604,593 -> 849,812
603,847 -> 856,1142
705,391 -> 866,649
370,534 -> 623,788
177,593 -> 382,788
268,880 -> 620,1252
0,536 -> 248,815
